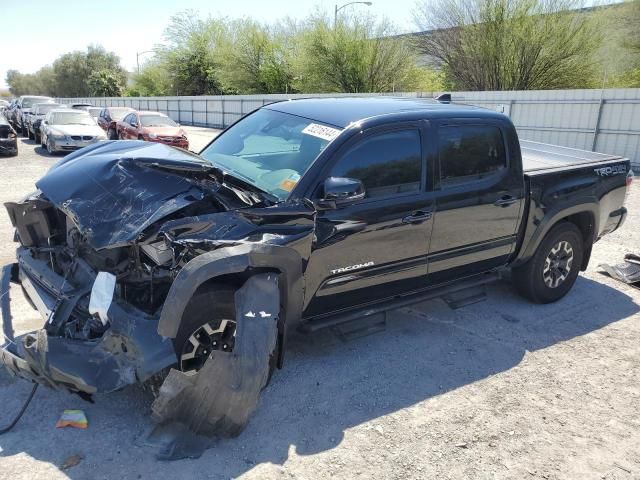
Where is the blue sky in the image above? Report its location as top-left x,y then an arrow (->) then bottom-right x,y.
1,0 -> 423,89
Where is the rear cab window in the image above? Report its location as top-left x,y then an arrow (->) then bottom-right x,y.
438,124 -> 506,187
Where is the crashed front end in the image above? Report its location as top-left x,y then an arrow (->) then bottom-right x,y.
0,141 -> 313,399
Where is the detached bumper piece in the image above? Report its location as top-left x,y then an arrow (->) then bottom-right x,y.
599,253 -> 640,289
0,254 -> 177,397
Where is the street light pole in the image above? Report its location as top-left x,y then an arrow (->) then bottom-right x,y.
334,1 -> 373,26
136,50 -> 154,74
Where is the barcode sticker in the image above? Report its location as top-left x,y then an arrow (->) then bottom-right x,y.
302,123 -> 341,142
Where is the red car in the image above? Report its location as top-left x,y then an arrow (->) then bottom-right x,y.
97,107 -> 135,139
117,111 -> 189,149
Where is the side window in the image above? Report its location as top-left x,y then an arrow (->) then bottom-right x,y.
130,115 -> 138,126
329,130 -> 422,199
438,125 -> 506,185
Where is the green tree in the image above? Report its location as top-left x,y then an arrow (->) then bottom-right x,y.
129,61 -> 173,96
157,11 -> 227,95
88,69 -> 125,96
216,19 -> 298,94
295,13 -> 423,93
413,0 -> 602,90
598,1 -> 640,87
52,45 -> 127,97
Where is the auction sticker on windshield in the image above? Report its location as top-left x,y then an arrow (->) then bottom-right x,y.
302,123 -> 341,142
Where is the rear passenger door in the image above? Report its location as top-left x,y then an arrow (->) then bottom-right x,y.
427,120 -> 524,284
303,122 -> 435,319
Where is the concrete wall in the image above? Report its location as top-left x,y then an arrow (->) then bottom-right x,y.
59,89 -> 640,169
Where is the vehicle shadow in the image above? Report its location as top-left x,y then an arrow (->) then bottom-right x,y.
18,136 -> 59,158
0,275 -> 637,477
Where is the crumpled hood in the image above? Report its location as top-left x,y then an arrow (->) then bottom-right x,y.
36,141 -> 224,250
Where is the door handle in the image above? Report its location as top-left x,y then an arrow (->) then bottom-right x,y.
494,195 -> 517,207
402,210 -> 433,224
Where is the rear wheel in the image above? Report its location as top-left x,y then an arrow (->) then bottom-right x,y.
107,127 -> 117,140
512,222 -> 584,303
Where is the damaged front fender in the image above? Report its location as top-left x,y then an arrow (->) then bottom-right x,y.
157,243 -> 305,369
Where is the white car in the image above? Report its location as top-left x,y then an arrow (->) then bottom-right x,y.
40,109 -> 107,155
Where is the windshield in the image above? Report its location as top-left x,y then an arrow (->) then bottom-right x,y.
140,114 -> 177,127
23,97 -> 52,108
36,104 -> 62,115
49,111 -> 95,126
200,108 -> 341,200
110,108 -> 132,120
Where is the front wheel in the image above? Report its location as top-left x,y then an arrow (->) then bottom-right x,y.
46,139 -> 56,155
107,127 -> 117,140
512,223 -> 584,303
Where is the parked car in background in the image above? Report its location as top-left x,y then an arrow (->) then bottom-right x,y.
0,99 -> 9,110
70,103 -> 93,111
15,95 -> 54,135
0,112 -> 18,156
40,109 -> 107,154
87,107 -> 102,119
117,110 -> 188,149
97,106 -> 134,139
26,103 -> 66,142
5,99 -> 18,125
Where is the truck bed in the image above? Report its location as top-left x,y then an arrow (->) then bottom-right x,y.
521,140 -> 625,174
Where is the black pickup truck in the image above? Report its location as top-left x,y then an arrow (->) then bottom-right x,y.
0,98 -> 632,436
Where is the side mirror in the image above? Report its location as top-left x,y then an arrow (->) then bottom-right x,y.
42,120 -> 48,125
317,177 -> 365,209
132,122 -> 138,128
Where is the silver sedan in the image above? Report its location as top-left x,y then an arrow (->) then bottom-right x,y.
40,109 -> 107,155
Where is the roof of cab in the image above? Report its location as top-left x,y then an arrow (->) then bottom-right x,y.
264,97 -> 504,128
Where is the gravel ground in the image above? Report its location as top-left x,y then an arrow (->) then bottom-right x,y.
0,129 -> 639,480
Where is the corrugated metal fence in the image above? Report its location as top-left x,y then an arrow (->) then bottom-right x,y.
60,89 -> 640,169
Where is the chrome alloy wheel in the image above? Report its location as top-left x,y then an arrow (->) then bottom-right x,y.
179,319 -> 236,373
542,240 -> 574,288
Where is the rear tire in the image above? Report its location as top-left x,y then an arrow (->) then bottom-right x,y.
512,222 -> 584,303
107,127 -> 117,140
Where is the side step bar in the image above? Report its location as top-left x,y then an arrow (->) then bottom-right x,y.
302,272 -> 500,333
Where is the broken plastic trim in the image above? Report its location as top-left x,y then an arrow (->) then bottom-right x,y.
148,273 -> 279,460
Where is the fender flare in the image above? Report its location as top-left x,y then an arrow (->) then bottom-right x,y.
157,243 -> 304,366
515,202 -> 599,266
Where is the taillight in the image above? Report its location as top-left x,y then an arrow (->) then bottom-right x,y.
627,169 -> 634,187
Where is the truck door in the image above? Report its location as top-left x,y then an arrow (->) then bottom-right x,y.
303,122 -> 435,319
427,120 -> 524,284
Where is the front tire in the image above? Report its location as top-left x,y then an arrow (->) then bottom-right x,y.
107,127 -> 117,140
174,286 -> 238,374
512,223 -> 584,303
46,139 -> 56,155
